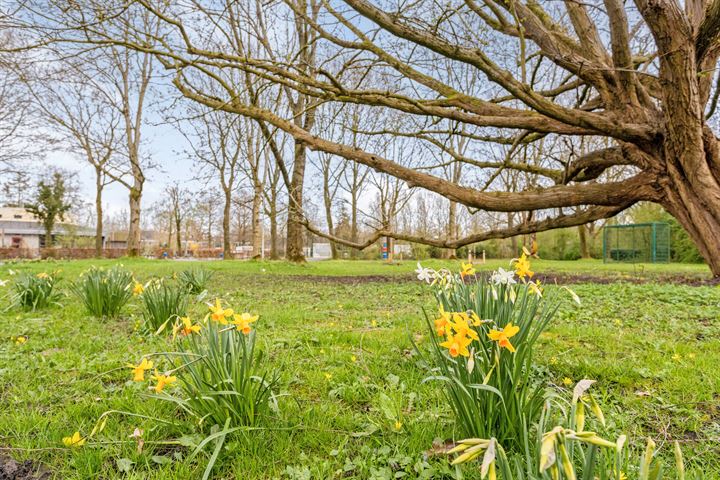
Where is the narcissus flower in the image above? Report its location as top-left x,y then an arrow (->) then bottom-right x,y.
127,358 -> 154,382
132,282 -> 144,296
151,371 -> 177,393
448,314 -> 479,342
231,312 -> 258,335
440,332 -> 472,358
208,298 -> 233,324
173,317 -> 201,338
460,262 -> 475,278
488,322 -> 520,352
434,306 -> 451,336
513,253 -> 534,279
490,268 -> 516,285
62,431 -> 85,448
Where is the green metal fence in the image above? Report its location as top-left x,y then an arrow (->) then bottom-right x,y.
602,222 -> 671,264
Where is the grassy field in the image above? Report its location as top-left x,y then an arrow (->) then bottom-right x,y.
0,258 -> 718,479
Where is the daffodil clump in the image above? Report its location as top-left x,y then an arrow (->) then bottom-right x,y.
139,279 -> 190,332
446,380 -> 689,480
10,270 -> 60,310
126,299 -> 277,431
70,266 -> 133,318
418,253 -> 578,451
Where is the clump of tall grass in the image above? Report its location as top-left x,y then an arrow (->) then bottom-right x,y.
141,280 -> 189,332
70,266 -> 133,318
10,271 -> 60,310
177,267 -> 213,294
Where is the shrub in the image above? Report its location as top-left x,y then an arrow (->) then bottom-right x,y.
141,280 -> 189,332
70,266 -> 133,318
10,271 -> 60,310
177,267 -> 213,294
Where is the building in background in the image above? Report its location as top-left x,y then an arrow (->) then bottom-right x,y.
0,207 -> 97,249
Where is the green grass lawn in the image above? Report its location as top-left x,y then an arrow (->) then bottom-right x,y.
0,258 -> 718,479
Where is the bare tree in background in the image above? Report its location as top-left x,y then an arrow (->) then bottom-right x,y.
22,65 -> 122,256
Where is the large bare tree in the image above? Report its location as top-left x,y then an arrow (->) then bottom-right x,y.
9,0 -> 720,274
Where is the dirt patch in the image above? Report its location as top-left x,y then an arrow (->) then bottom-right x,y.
0,455 -> 50,480
275,272 -> 719,287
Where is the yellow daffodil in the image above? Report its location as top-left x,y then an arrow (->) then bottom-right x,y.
434,307 -> 451,336
460,262 -> 475,278
487,322 -> 520,353
132,282 -> 144,296
513,253 -> 534,280
173,317 -> 201,338
62,431 -> 85,448
36,272 -> 49,279
469,311 -> 483,326
440,332 -> 472,358
231,312 -> 258,335
127,358 -> 154,382
151,371 -> 177,393
449,314 -> 480,342
528,280 -> 543,296
208,298 -> 234,324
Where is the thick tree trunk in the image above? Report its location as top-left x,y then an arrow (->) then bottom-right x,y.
127,186 -> 142,256
94,168 -> 103,258
251,182 -> 262,259
578,224 -> 591,258
223,189 -> 233,260
662,177 -> 720,276
286,140 -> 307,262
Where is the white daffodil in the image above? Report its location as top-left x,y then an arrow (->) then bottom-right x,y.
415,262 -> 435,284
490,267 -> 516,285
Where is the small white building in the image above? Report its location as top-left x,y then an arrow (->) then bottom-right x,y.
0,207 -> 95,249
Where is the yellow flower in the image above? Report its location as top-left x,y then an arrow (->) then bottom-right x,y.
394,420 -> 403,431
36,272 -> 49,279
208,298 -> 233,324
62,431 -> 85,448
434,306 -> 451,336
324,372 -> 333,381
440,332 -> 472,358
688,352 -> 696,359
127,358 -> 154,382
549,356 -> 558,365
151,371 -> 177,393
14,335 -> 27,345
132,282 -> 144,296
231,312 -> 258,335
513,253 -> 534,280
448,313 -> 480,342
469,311 -> 483,326
371,320 -> 378,327
671,353 -> 681,361
351,355 -> 357,363
173,317 -> 201,338
460,262 -> 475,278
487,322 -> 520,353
562,377 -> 573,386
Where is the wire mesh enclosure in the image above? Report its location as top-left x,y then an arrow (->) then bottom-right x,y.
602,222 -> 671,264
